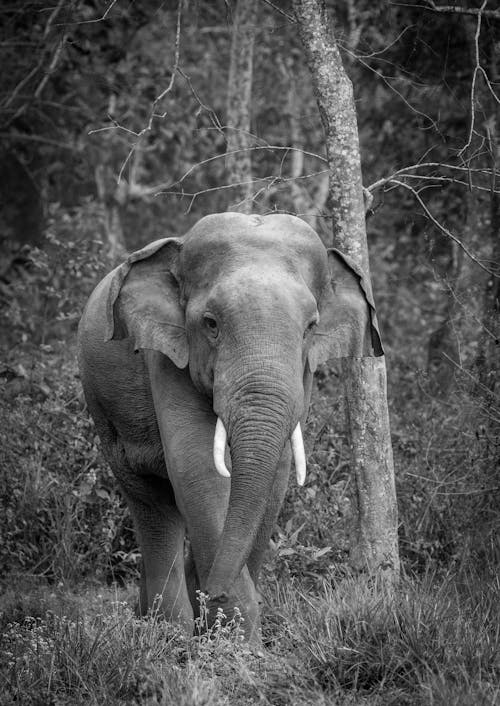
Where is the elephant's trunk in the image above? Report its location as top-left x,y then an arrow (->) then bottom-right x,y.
207,372 -> 303,601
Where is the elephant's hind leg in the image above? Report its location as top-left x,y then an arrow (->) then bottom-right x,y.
115,469 -> 193,632
86,402 -> 193,629
129,491 -> 193,631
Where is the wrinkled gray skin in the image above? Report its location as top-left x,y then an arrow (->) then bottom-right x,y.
78,212 -> 381,642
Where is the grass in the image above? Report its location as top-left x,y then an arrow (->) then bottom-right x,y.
278,570 -> 500,704
1,571 -> 499,705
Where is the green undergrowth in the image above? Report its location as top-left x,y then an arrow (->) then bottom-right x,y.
1,571 -> 499,705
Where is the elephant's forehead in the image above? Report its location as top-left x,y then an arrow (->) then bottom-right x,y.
181,212 -> 327,278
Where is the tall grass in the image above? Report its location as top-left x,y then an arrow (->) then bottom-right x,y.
1,571 -> 499,705
275,570 -> 500,705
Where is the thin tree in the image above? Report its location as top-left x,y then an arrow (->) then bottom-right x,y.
225,0 -> 257,214
293,0 -> 400,581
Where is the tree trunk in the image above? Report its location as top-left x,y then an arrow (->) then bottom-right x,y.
225,0 -> 257,214
293,0 -> 400,582
94,164 -> 126,264
277,54 -> 329,238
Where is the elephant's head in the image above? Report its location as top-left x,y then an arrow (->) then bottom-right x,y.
104,213 -> 382,601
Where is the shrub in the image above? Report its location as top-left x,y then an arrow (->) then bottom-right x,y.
0,203 -> 137,584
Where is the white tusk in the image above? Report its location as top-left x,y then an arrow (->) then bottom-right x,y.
291,423 -> 307,486
213,418 -> 231,478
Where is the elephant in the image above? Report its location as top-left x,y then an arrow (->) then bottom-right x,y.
77,212 -> 382,642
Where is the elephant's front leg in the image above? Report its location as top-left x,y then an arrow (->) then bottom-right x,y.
148,354 -> 262,642
164,427 -> 262,642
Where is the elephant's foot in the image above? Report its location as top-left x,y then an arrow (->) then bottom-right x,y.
204,589 -> 262,646
135,586 -> 194,636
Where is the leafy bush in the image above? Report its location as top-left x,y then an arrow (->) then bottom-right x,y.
0,202 -> 138,584
0,344 -> 137,584
0,200 -> 110,347
392,368 -> 500,572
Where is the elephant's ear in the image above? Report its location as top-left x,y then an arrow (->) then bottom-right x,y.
308,248 -> 383,372
104,238 -> 188,368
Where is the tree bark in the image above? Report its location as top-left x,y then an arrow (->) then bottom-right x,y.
94,164 -> 126,264
293,0 -> 400,581
225,0 -> 257,214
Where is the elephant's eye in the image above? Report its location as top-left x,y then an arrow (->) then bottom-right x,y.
203,314 -> 219,338
304,314 -> 319,339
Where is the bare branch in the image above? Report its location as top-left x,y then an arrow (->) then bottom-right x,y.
260,0 -> 296,22
160,169 -> 329,213
3,57 -> 44,110
177,68 -> 224,136
202,124 -> 270,147
395,171 -> 500,195
441,353 -> 500,409
354,26 -> 414,59
66,0 -> 119,25
0,131 -> 76,150
42,0 -> 65,37
89,118 -> 141,138
366,161 -> 500,193
34,32 -> 67,101
2,0 -> 66,126
340,44 -> 439,131
113,0 -> 183,184
151,0 -> 183,109
87,0 -> 184,184
409,0 -> 500,19
119,145 -> 326,202
115,0 -> 182,184
459,1 -> 489,157
392,179 -> 499,276
153,145 -> 327,196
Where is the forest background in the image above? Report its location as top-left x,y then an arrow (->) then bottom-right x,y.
0,1 -> 499,704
